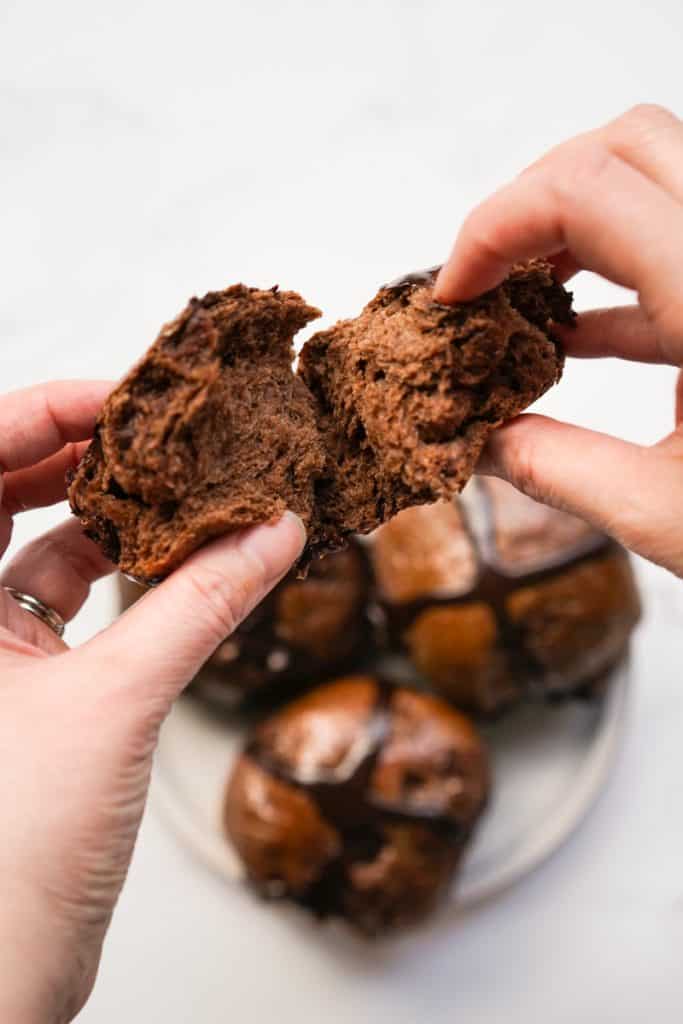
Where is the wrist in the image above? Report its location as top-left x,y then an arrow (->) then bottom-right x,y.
0,880 -> 103,1023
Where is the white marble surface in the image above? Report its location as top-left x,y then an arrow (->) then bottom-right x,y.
2,1 -> 683,1020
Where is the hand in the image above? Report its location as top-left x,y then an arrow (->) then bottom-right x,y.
0,381 -> 305,1023
435,103 -> 683,577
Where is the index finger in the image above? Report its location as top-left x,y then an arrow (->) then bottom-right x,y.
434,145 -> 683,352
0,380 -> 112,474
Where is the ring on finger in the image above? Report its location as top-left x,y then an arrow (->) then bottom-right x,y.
3,586 -> 65,638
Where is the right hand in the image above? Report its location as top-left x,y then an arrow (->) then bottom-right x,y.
435,103 -> 683,577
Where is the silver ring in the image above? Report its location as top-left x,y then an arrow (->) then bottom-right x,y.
3,587 -> 65,638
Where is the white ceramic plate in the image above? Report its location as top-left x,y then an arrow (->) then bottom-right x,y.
151,660 -> 629,911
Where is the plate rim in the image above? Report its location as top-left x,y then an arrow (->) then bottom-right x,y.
456,663 -> 629,909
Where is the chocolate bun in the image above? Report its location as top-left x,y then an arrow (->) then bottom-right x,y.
224,676 -> 489,933
369,479 -> 641,715
69,263 -> 573,580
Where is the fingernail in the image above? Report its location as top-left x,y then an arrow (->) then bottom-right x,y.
241,511 -> 307,582
282,510 -> 308,547
432,266 -> 449,303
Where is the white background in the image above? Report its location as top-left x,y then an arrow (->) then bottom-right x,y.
2,1 -> 683,1021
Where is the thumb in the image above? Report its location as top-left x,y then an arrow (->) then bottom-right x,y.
478,413 -> 683,574
79,512 -> 306,699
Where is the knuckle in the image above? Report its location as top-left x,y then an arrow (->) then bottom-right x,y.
180,548 -> 267,643
508,429 -> 544,502
607,103 -> 680,155
14,528 -> 103,598
45,530 -> 98,580
182,568 -> 242,640
546,139 -> 617,205
462,207 -> 508,266
621,102 -> 677,131
490,416 -> 545,503
640,291 -> 683,350
501,416 -> 565,510
40,386 -> 70,450
10,532 -> 50,568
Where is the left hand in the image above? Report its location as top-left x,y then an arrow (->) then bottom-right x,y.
0,381 -> 305,1023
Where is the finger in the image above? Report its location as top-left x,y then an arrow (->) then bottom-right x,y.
521,106 -> 683,207
603,104 -> 683,205
0,518 -> 115,624
0,592 -> 66,657
557,305 -> 672,364
1,442 -> 90,516
675,369 -> 683,426
0,380 -> 112,474
0,509 -> 11,559
77,512 -> 307,700
434,147 -> 683,353
435,146 -> 683,300
547,251 -> 583,284
477,413 -> 683,573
